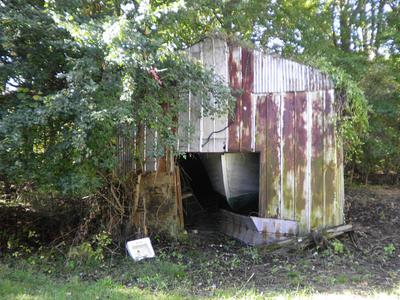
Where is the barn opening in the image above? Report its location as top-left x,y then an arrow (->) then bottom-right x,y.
178,152 -> 260,229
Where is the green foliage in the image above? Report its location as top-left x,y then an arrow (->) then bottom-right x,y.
330,239 -> 345,254
1,0 -> 399,198
0,0 -> 234,196
384,243 -> 396,256
310,58 -> 370,162
67,231 -> 112,266
358,59 -> 400,178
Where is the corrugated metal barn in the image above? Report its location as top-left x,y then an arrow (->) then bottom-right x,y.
120,38 -> 345,243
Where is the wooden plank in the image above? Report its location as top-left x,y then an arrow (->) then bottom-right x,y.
264,224 -> 353,250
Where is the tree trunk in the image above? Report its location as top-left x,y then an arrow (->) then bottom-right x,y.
339,0 -> 351,52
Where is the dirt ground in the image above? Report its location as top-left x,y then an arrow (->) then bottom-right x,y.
161,185 -> 400,295
1,186 -> 399,296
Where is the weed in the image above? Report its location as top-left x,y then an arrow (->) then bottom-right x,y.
379,210 -> 386,221
228,255 -> 241,270
246,247 -> 262,264
351,274 -> 363,283
67,231 -> 112,267
331,239 -> 345,254
384,243 -> 396,256
337,274 -> 349,284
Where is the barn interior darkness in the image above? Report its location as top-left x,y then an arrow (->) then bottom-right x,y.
178,153 -> 260,228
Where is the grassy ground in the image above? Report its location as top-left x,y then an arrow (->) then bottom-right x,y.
1,186 -> 400,299
1,261 -> 399,300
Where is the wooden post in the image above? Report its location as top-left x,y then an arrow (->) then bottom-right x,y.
175,166 -> 184,229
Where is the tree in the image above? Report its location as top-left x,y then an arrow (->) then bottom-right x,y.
0,0 -> 235,238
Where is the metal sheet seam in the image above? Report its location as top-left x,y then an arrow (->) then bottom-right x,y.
306,91 -> 312,232
154,127 -> 158,170
251,93 -> 256,151
225,41 -> 229,152
199,42 -> 204,152
250,49 -> 256,151
293,91 -> 297,221
322,90 -> 326,227
188,49 -> 191,152
212,38 -> 216,152
133,128 -> 136,171
239,47 -> 242,150
279,93 -> 284,219
143,126 -> 147,172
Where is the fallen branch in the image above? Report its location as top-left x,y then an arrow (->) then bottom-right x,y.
263,224 -> 353,251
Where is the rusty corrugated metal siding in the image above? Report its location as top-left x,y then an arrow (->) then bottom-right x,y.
253,51 -> 333,93
119,38 -> 344,234
180,38 -> 344,233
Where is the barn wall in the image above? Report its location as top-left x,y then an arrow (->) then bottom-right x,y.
118,38 -> 344,235
177,38 -> 344,234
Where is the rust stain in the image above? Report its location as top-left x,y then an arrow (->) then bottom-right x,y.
259,149 -> 268,217
294,92 -> 307,231
324,91 -> 336,226
240,48 -> 254,151
228,44 -> 241,151
255,96 -> 267,151
255,97 -> 267,219
311,92 -> 324,229
266,94 -> 281,218
282,92 -> 295,220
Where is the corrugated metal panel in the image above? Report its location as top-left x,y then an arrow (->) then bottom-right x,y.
281,92 -> 295,220
179,39 -> 334,154
227,44 -> 242,151
201,38 -> 229,152
144,127 -> 157,172
265,93 -> 282,218
117,126 -> 136,175
253,50 -> 334,93
118,37 -> 344,234
294,92 -> 309,233
310,91 -> 324,229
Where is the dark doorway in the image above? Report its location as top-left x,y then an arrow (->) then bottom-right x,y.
178,152 -> 260,229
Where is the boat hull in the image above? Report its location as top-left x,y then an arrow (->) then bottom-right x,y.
200,153 -> 259,214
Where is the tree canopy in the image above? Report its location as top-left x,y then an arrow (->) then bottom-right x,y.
1,0 -> 399,197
